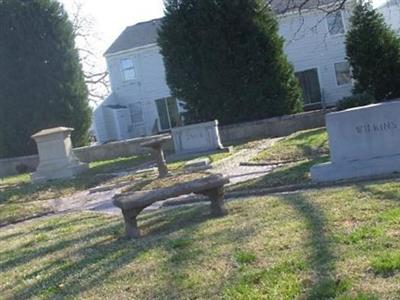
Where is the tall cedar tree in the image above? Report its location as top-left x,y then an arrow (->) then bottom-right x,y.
0,0 -> 91,158
346,1 -> 400,101
158,0 -> 303,124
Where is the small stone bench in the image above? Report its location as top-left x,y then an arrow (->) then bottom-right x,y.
113,174 -> 229,238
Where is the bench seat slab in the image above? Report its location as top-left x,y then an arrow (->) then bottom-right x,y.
113,174 -> 229,238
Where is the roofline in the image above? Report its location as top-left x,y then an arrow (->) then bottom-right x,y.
104,43 -> 159,58
104,2 -> 351,56
125,17 -> 163,29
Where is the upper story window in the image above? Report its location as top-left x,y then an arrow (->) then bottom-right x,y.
120,58 -> 136,81
334,61 -> 352,86
327,11 -> 345,35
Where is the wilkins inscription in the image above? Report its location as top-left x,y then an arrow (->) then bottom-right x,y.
355,121 -> 398,134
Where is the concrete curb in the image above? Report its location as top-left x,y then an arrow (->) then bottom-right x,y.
159,173 -> 400,208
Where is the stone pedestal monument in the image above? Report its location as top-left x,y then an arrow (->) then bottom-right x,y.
311,101 -> 400,182
31,127 -> 88,183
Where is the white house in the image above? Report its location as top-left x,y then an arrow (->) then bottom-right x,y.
94,0 -> 354,144
379,0 -> 400,32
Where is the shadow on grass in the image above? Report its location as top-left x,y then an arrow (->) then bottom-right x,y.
3,204 -> 252,299
0,155 -> 151,226
230,156 -> 329,191
280,194 -> 347,299
282,128 -> 329,159
89,154 -> 151,174
356,183 -> 400,204
253,128 -> 329,163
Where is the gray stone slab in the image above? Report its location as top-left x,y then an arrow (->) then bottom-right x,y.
184,158 -> 211,170
311,154 -> 400,182
311,100 -> 400,182
172,120 -> 226,155
31,127 -> 88,183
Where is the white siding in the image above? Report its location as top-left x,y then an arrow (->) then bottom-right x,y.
380,3 -> 400,32
95,8 -> 355,142
93,94 -> 117,144
105,46 -> 172,139
279,10 -> 352,106
93,105 -> 108,144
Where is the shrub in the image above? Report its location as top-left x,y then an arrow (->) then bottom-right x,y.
0,0 -> 91,158
346,1 -> 400,101
158,0 -> 303,125
336,93 -> 375,111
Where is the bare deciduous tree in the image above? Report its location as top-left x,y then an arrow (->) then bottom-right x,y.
262,0 -> 350,14
68,1 -> 110,105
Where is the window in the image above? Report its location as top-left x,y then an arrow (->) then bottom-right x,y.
120,58 -> 136,81
334,62 -> 352,86
155,97 -> 182,131
128,102 -> 144,124
295,68 -> 322,105
327,11 -> 345,35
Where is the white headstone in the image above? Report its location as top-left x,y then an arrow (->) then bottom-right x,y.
31,127 -> 88,183
311,101 -> 400,181
171,120 -> 226,155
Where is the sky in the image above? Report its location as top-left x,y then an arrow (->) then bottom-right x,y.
60,0 -> 165,55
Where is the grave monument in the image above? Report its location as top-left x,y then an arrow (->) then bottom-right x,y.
31,127 -> 88,183
311,101 -> 400,182
171,120 -> 229,155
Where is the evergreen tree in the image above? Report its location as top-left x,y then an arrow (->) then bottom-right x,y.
0,0 -> 91,158
346,0 -> 400,101
158,0 -> 303,125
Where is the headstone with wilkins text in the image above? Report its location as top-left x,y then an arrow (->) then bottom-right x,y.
311,100 -> 400,182
31,127 -> 88,183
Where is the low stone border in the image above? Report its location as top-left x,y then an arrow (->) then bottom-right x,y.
159,172 -> 400,208
4,171 -> 399,230
239,159 -> 301,167
228,172 -> 400,197
166,147 -> 233,163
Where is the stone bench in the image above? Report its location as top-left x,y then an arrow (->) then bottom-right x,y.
113,174 -> 230,238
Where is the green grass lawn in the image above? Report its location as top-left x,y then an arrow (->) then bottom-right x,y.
231,128 -> 330,191
167,151 -> 232,171
0,155 -> 150,227
0,151 -> 233,227
1,180 -> 400,299
253,127 -> 329,163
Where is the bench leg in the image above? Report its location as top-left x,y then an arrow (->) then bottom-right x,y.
122,209 -> 141,238
201,186 -> 227,217
151,147 -> 169,178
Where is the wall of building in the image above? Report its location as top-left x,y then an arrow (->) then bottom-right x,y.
380,1 -> 400,32
278,10 -> 353,106
106,45 -> 172,138
95,9 -> 353,144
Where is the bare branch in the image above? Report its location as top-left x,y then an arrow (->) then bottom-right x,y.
68,0 -> 110,104
260,0 -> 350,15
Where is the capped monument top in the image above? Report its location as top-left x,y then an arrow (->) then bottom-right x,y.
32,127 -> 74,139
